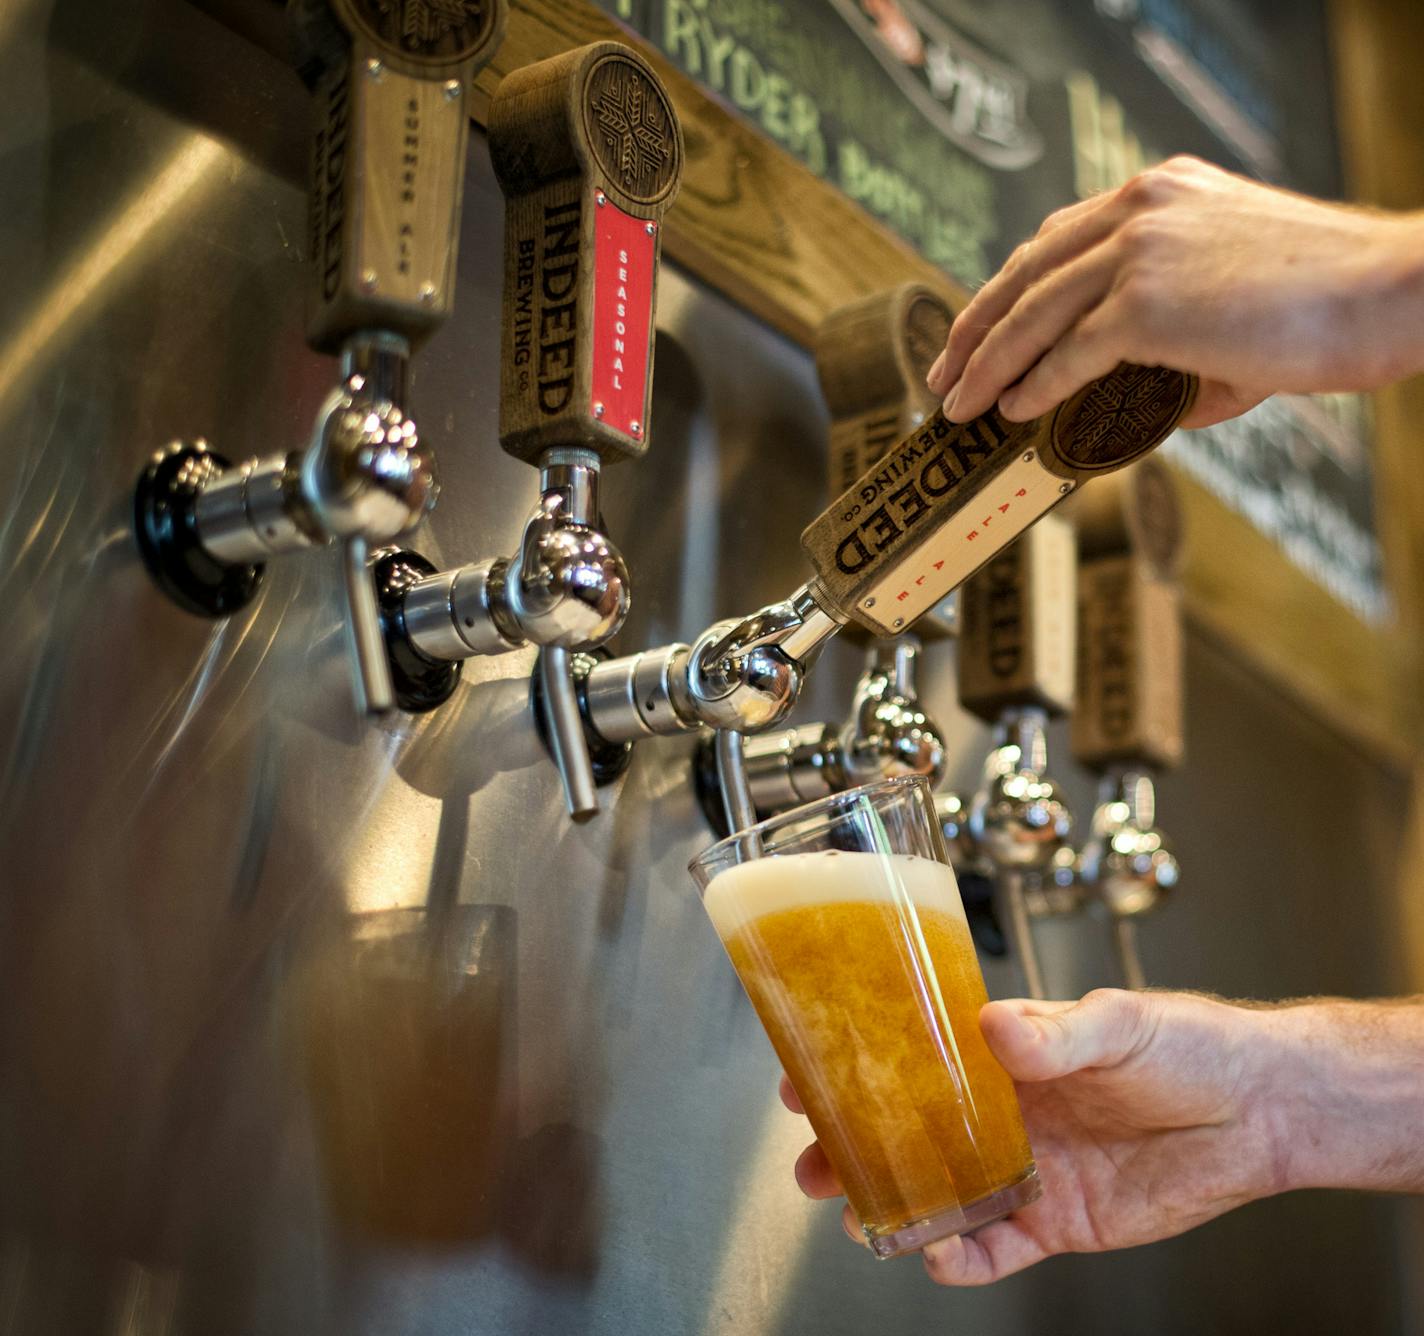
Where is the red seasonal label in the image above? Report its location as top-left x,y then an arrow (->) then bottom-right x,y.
590,194 -> 656,442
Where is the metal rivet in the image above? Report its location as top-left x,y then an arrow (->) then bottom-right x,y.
1022,450 -> 1035,463
593,401 -> 605,418
629,420 -> 642,436
365,58 -> 384,81
645,222 -> 656,236
443,79 -> 461,101
892,617 -> 904,629
1059,482 -> 1074,494
595,189 -> 607,207
360,269 -> 378,292
864,596 -> 877,608
419,283 -> 437,304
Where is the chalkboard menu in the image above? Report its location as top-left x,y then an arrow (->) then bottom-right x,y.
593,0 -> 1389,625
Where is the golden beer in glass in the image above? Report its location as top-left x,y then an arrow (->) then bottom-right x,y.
690,775 -> 1039,1259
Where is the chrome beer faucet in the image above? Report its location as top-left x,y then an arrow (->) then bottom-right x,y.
133,0 -> 505,714
370,43 -> 684,820
558,365 -> 1199,832
1062,461 -> 1187,988
952,516 -> 1079,998
692,284 -> 958,835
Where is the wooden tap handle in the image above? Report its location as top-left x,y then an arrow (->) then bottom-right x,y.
956,515 -> 1077,723
489,42 -> 684,466
297,0 -> 507,353
1059,455 -> 1186,578
814,283 -> 954,498
800,363 -> 1196,637
1071,553 -> 1185,771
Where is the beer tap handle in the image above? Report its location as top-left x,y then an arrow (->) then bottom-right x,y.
540,646 -> 600,821
292,0 -> 506,353
800,365 -> 1196,638
489,42 -> 683,468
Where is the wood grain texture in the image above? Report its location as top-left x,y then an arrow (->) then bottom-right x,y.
957,515 -> 1077,722
487,41 -> 681,463
467,2 -> 961,344
1071,554 -> 1183,772
800,364 -> 1194,633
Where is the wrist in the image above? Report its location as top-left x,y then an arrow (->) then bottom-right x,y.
1362,212 -> 1424,383
1253,999 -> 1424,1194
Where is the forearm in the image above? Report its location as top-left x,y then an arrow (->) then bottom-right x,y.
1254,996 -> 1424,1194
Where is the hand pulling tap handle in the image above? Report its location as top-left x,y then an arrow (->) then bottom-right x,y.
799,364 -> 1197,637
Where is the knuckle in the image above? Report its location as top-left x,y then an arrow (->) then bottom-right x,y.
1119,164 -> 1178,211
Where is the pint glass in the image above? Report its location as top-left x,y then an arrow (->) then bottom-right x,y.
689,775 -> 1040,1259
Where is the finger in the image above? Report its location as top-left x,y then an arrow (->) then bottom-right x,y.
794,1141 -> 844,1200
946,244 -> 1121,421
779,1074 -> 805,1115
922,1219 -> 1049,1286
842,1204 -> 868,1247
928,193 -> 1127,397
980,988 -> 1152,1081
995,305 -> 1124,421
991,997 -> 1077,1018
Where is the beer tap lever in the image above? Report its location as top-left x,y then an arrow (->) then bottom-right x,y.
563,361 -> 1197,801
1064,461 -> 1187,986
133,0 -> 506,714
371,42 -> 684,820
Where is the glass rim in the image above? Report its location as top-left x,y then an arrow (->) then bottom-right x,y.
688,773 -> 935,876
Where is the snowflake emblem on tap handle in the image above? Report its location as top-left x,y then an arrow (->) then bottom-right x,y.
1050,364 -> 1195,473
584,55 -> 679,205
340,0 -> 495,68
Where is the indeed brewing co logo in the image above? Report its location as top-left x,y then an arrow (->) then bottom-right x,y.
831,0 -> 1043,170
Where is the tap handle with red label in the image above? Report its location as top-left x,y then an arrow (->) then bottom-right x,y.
799,363 -> 1197,638
291,0 -> 507,354
489,42 -> 684,466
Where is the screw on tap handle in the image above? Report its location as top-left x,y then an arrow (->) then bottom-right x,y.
292,0 -> 508,353
488,42 -> 684,467
800,364 -> 1197,637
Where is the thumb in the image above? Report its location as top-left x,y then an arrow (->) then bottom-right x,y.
980,990 -> 1151,1082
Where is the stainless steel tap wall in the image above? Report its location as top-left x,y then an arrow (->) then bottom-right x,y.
0,3 -> 1417,1333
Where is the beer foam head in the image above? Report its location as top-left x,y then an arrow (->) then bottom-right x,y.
702,849 -> 966,941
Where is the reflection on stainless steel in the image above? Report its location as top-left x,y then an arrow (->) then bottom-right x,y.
1076,771 -> 1181,987
0,5 -> 1417,1332
726,637 -> 949,826
714,727 -> 757,834
967,710 -> 1074,999
541,644 -> 600,821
